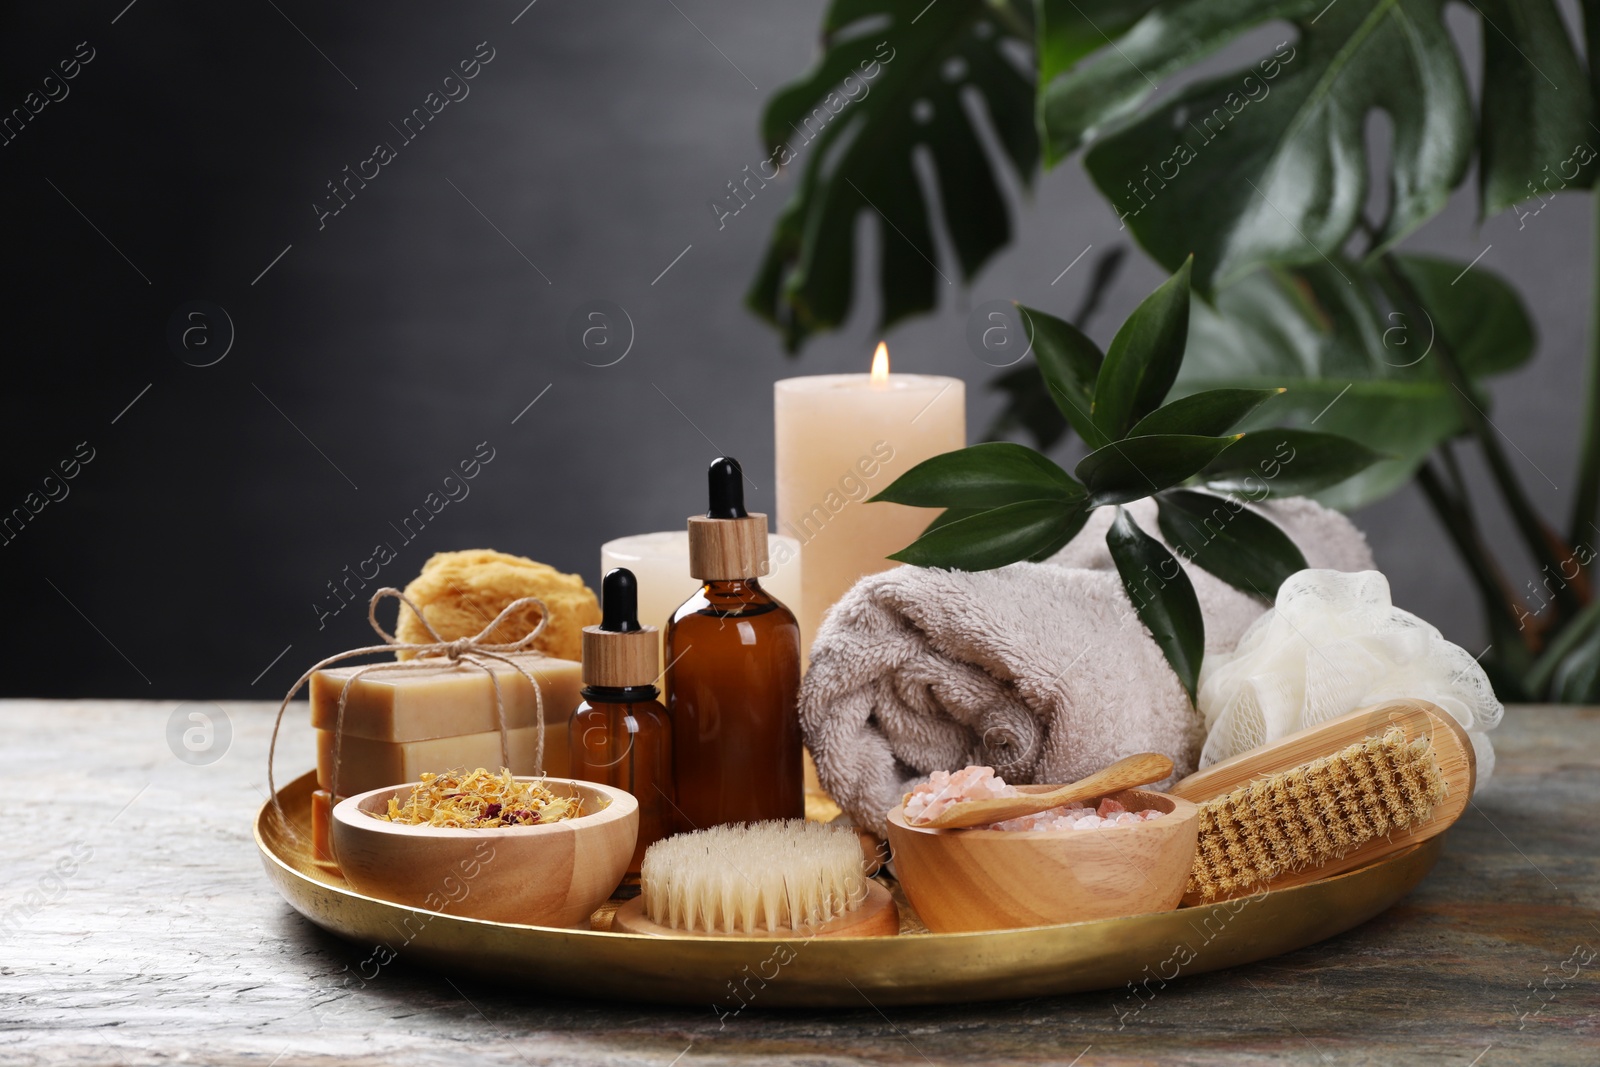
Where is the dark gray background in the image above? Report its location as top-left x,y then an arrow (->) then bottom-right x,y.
0,2 -> 1586,698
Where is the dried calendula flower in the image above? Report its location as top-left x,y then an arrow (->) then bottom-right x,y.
373,767 -> 589,828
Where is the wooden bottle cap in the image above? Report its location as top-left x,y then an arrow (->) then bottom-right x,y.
687,513 -> 770,580
581,626 -> 659,689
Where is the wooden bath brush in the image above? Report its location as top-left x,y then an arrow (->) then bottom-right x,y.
610,819 -> 899,938
1170,698 -> 1475,902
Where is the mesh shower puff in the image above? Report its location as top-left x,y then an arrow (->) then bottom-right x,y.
1196,569 -> 1502,788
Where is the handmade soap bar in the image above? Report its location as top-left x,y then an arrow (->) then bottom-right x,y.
315,723 -> 569,797
309,654 -> 582,742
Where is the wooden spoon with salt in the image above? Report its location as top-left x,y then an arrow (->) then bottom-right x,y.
908,752 -> 1175,830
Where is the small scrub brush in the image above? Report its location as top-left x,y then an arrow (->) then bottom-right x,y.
610,819 -> 899,938
1171,700 -> 1474,902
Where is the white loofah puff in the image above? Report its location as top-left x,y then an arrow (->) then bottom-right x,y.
1197,569 -> 1502,789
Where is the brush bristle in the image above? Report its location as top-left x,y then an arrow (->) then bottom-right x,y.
1188,727 -> 1447,901
639,820 -> 868,934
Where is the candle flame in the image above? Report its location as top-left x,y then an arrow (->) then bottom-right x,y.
870,341 -> 890,383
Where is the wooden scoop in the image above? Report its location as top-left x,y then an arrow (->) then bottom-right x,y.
907,752 -> 1175,830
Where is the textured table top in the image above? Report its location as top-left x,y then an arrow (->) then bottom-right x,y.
3,699 -> 1597,1066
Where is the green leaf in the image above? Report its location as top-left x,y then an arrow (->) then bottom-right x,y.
1038,0 -> 1592,290
1076,433 -> 1243,507
1127,388 -> 1285,438
1199,429 -> 1384,498
1176,257 -> 1535,508
921,507 -> 984,536
871,442 -> 1084,509
1386,255 -> 1538,378
1205,380 -> 1441,508
1478,1 -> 1597,216
982,250 -> 1128,450
1037,0 -> 1162,90
1016,302 -> 1107,447
1549,625 -> 1600,704
889,499 -> 1086,570
1091,257 -> 1192,440
1106,509 -> 1205,701
1029,504 -> 1093,561
1525,597 -> 1600,695
746,0 -> 1038,349
1155,489 -> 1308,600
984,363 -> 1074,451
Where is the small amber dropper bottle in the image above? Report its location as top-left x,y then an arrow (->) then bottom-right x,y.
570,568 -> 675,877
666,457 -> 803,828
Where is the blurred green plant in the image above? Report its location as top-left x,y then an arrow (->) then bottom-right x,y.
745,0 -> 1038,349
752,0 -> 1600,702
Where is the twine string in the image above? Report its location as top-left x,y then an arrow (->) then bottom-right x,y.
266,587 -> 550,840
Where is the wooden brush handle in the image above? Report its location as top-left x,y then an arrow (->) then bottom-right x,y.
913,752 -> 1174,830
1171,699 -> 1473,801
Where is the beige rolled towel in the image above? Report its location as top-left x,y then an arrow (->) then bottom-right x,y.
799,497 -> 1376,837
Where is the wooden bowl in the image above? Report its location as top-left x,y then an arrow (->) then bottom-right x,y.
330,778 -> 637,927
885,788 -> 1199,932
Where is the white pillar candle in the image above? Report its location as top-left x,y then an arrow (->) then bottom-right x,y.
600,530 -> 803,660
774,343 -> 966,656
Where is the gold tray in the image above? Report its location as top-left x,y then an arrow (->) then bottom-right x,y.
257,770 -> 1442,1008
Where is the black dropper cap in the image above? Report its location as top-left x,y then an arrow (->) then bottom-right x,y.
599,568 -> 643,632
706,457 -> 748,519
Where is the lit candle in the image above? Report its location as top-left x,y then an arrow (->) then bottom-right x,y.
600,531 -> 803,660
774,343 -> 966,656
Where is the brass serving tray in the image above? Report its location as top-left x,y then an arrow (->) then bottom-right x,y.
257,770 -> 1442,1008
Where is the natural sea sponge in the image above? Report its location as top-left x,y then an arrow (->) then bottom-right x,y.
394,549 -> 598,662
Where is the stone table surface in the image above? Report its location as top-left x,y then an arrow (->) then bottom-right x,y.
2,699 -> 1597,1066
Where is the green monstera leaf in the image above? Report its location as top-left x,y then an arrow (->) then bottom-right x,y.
1177,254 -> 1535,509
746,0 -> 1038,350
1037,0 -> 1594,290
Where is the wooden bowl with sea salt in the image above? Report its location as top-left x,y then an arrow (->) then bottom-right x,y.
886,788 -> 1199,932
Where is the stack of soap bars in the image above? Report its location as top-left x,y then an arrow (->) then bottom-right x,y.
305,654 -> 583,861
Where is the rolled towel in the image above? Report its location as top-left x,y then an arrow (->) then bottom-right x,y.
799,497 -> 1376,837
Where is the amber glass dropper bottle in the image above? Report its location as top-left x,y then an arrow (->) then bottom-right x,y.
666,457 -> 803,828
570,567 -> 675,877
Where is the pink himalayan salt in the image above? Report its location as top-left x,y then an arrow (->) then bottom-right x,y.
902,765 -> 1014,823
902,764 -> 1165,831
987,805 -> 1165,832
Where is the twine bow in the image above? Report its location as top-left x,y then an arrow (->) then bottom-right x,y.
266,587 -> 551,838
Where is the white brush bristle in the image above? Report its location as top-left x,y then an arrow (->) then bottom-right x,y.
639,820 -> 868,934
